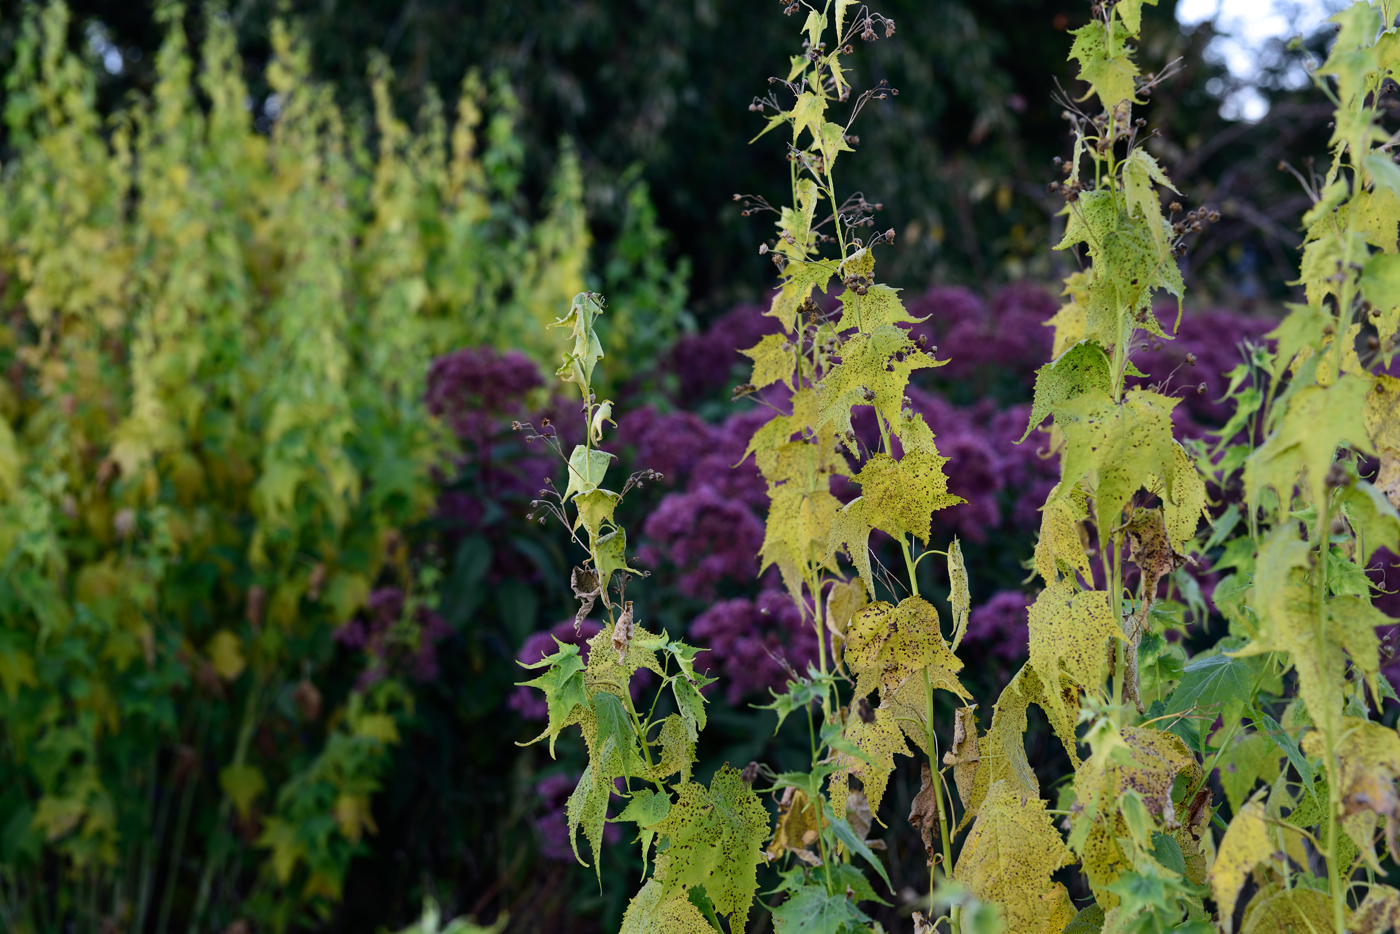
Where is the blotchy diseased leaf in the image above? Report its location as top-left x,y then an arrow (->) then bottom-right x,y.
844,596 -> 969,701
825,578 -> 867,665
960,664 -> 1043,828
765,786 -> 822,865
825,497 -> 876,598
1035,492 -> 1093,586
1238,524 -> 1346,747
855,451 -> 964,545
1067,16 -> 1140,110
942,706 -> 981,809
1021,340 -> 1111,442
619,879 -> 713,934
1350,884 -> 1400,934
908,762 -> 941,866
1303,716 -> 1400,871
816,325 -> 939,453
767,259 -> 835,331
953,779 -> 1074,934
1162,442 -> 1208,547
948,538 -> 971,651
742,334 -> 795,391
1239,887 -> 1333,934
1123,507 -> 1186,603
1368,376 -> 1400,509
567,761 -> 612,872
651,713 -> 696,784
829,703 -> 909,819
1027,582 -> 1122,758
835,283 -> 925,333
1210,798 -> 1272,934
1054,388 -> 1180,533
1244,373 -> 1373,514
1117,727 -> 1194,818
653,765 -> 769,934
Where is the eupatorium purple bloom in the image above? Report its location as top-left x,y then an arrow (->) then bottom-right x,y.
688,590 -> 820,703
336,587 -> 452,688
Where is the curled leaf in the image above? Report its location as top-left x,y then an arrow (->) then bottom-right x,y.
613,601 -> 635,664
908,762 -> 941,866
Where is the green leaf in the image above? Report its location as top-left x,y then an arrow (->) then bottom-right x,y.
614,787 -> 672,879
1068,19 -> 1139,109
1255,710 -> 1317,807
593,526 -> 634,596
948,537 -> 970,651
770,882 -> 872,934
1165,652 -> 1256,735
593,691 -> 642,788
1245,374 -> 1373,514
219,764 -> 267,818
821,799 -> 893,892
672,674 -> 709,741
564,444 -> 614,501
1021,340 -> 1111,442
654,765 -> 769,934
518,640 -> 590,756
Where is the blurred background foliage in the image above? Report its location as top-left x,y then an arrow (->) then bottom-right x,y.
0,0 -> 1338,315
0,0 -> 1365,933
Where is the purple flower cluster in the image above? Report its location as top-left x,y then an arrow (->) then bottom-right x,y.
665,303 -> 783,400
335,587 -> 452,687
905,283 -> 1059,384
964,591 -> 1030,662
688,589 -> 821,704
633,409 -> 771,598
425,346 -> 543,446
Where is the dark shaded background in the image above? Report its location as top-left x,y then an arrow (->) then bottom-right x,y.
0,0 -> 1344,318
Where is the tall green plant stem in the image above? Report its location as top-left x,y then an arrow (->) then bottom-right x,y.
1315,500 -> 1347,934
805,703 -> 836,893
904,537 -> 958,932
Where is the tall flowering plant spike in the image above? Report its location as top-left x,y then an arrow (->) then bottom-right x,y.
517,291 -> 770,932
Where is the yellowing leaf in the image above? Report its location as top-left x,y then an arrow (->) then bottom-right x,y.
741,333 -> 794,390
1210,798 -> 1272,934
960,663 -> 1044,828
1245,373 -> 1373,513
844,596 -> 969,701
816,324 -> 939,451
829,703 -> 910,817
1054,389 -> 1180,532
1034,491 -> 1093,586
948,537 -> 970,651
206,629 -> 246,681
953,779 -> 1074,934
1027,582 -> 1122,756
854,450 -> 964,545
767,259 -> 836,331
1351,884 -> 1400,934
333,793 -> 378,843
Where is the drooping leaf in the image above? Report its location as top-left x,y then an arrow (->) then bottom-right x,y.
829,703 -> 910,818
1021,341 -> 1111,443
948,538 -> 971,651
1210,797 -> 1272,934
619,879 -> 714,934
953,779 -> 1074,934
1026,581 -> 1122,757
843,596 -> 969,701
